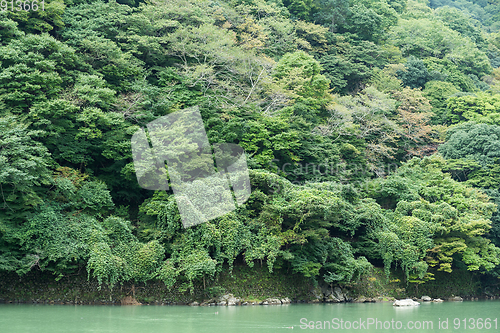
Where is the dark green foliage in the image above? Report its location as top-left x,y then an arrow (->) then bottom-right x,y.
397,56 -> 431,89
439,122 -> 500,166
3,0 -> 66,34
0,117 -> 51,215
423,80 -> 460,124
439,122 -> 500,249
320,36 -> 395,93
0,34 -> 88,112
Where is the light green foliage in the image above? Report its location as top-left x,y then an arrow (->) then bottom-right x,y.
274,50 -> 331,100
72,74 -> 116,109
252,173 -> 377,284
435,6 -> 487,46
389,18 -> 492,76
159,249 -> 216,292
429,0 -> 500,32
326,86 -> 399,165
446,93 -> 500,124
0,14 -> 24,45
76,181 -> 114,213
367,155 -> 500,275
15,205 -> 101,278
439,122 -> 500,252
139,186 -> 283,291
423,80 -> 459,124
343,1 -> 399,42
423,57 -> 481,92
389,18 -> 464,58
88,216 -> 165,288
369,64 -> 404,93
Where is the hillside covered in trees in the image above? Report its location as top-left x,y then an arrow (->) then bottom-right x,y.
1,0 -> 500,297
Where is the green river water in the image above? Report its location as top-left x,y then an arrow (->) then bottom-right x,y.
1,301 -> 499,332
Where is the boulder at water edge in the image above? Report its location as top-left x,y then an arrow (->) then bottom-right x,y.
393,299 -> 420,307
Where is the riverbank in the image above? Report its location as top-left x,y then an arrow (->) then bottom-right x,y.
0,265 -> 311,305
0,265 -> 497,305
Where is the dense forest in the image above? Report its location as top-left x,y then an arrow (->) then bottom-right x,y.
1,0 -> 500,296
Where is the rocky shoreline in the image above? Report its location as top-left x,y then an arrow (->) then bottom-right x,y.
3,288 -> 497,306
1,294 -> 498,306
187,293 -> 500,307
1,266 -> 498,306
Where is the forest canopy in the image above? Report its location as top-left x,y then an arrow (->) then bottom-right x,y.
1,0 -> 500,292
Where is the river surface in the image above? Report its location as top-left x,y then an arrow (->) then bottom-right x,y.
1,300 -> 499,332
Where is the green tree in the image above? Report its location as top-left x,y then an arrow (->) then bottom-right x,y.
0,116 -> 51,216
446,93 -> 500,124
0,34 -> 86,112
367,155 -> 500,275
397,56 -> 432,89
274,50 -> 331,100
423,80 -> 459,124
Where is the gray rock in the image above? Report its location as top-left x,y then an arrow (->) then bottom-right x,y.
421,296 -> 432,302
448,296 -> 463,302
333,287 -> 345,302
260,301 -> 269,305
266,298 -> 282,305
325,294 -> 340,303
325,294 -> 341,303
311,287 -> 324,301
227,295 -> 240,306
216,294 -> 240,306
219,294 -> 236,301
281,298 -> 291,304
189,301 -> 199,306
353,297 -> 366,303
321,285 -> 333,297
432,298 -> 444,303
393,299 -> 420,307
